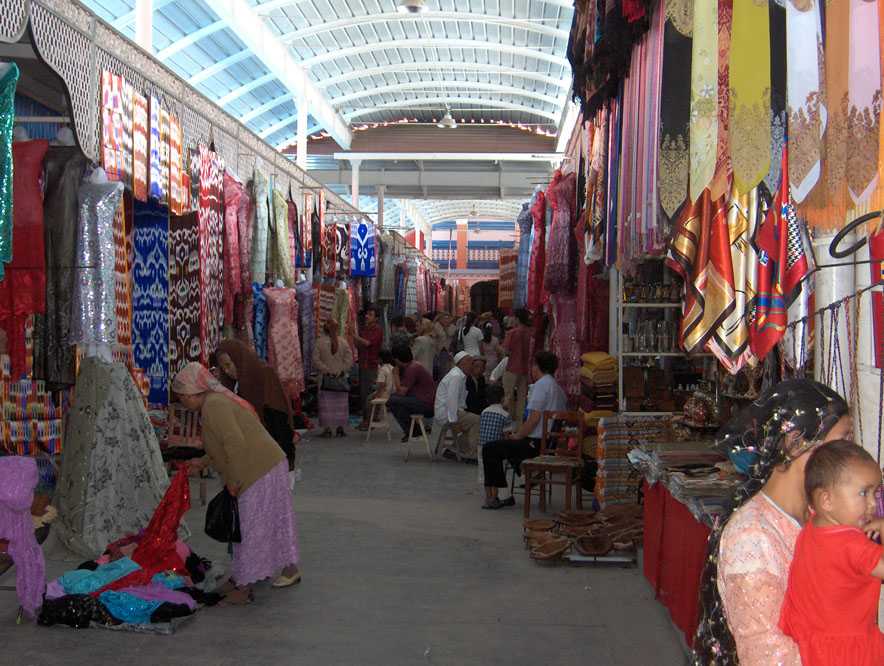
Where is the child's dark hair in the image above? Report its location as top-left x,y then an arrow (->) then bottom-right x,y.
486,384 -> 505,405
379,349 -> 394,365
804,440 -> 878,505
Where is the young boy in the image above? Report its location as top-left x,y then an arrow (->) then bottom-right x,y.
370,349 -> 395,408
478,384 -> 512,489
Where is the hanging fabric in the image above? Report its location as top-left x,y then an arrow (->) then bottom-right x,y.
0,63 -> 18,278
350,220 -> 376,278
131,91 -> 148,202
688,0 -> 718,203
252,282 -> 268,361
295,280 -> 314,378
514,202 -> 533,309
168,115 -> 183,214
222,173 -> 243,325
269,187 -> 294,287
709,0 -> 733,201
168,212 -> 201,379
148,97 -> 165,204
198,146 -> 224,364
264,287 -> 304,399
131,198 -> 169,405
41,146 -> 87,388
765,0 -> 787,194
335,224 -> 350,274
250,169 -> 269,285
786,0 -> 825,205
113,196 -> 132,348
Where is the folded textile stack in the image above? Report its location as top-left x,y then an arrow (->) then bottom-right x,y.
579,352 -> 618,428
595,415 -> 670,508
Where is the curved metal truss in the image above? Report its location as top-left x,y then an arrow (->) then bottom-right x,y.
83,0 -> 574,139
418,199 -> 524,225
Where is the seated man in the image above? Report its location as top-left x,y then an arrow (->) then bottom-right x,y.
388,345 -> 435,443
481,350 -> 567,510
434,351 -> 481,460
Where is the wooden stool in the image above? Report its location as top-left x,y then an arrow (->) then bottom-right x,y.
365,398 -> 391,443
404,414 -> 434,462
433,422 -> 460,461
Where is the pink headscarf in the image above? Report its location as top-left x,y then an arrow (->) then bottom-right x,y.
172,362 -> 257,416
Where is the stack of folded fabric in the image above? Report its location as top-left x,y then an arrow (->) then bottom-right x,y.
595,415 -> 670,509
579,352 -> 618,413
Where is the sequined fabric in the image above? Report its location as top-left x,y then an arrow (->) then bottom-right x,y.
716,493 -> 801,665
0,64 -> 19,277
55,357 -> 168,559
0,455 -> 45,619
70,181 -> 124,349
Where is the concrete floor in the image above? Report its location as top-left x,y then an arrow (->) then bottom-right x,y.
1,429 -> 688,666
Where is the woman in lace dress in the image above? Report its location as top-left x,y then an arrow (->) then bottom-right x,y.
693,380 -> 851,665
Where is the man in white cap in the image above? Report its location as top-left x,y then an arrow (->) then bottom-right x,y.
434,351 -> 481,460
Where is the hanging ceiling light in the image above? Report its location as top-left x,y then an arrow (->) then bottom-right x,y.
397,0 -> 428,14
436,106 -> 457,129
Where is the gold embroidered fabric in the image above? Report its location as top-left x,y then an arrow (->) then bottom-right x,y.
689,0 -> 718,203
710,0 -> 734,201
729,0 -> 771,195
659,134 -> 690,216
666,0 -> 693,37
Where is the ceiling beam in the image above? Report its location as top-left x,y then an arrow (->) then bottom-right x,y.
333,152 -> 563,162
252,0 -> 575,13
280,12 -> 568,43
331,81 -> 562,109
156,20 -> 228,60
300,40 -> 569,70
259,115 -> 299,139
205,0 -> 352,148
217,72 -> 277,107
240,92 -> 293,123
188,50 -> 254,85
318,63 -> 570,91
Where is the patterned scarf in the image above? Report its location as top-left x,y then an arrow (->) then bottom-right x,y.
729,0 -> 771,196
198,146 -> 224,365
171,361 -> 256,416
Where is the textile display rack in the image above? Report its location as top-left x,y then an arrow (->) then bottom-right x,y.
0,0 -> 368,227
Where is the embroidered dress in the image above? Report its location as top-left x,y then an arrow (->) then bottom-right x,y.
544,172 -> 578,295
264,287 -> 305,399
295,280 -> 315,378
131,198 -> 170,405
527,190 -> 548,311
269,188 -> 294,286
70,180 -> 123,351
168,212 -> 201,378
514,202 -> 532,309
222,173 -> 243,324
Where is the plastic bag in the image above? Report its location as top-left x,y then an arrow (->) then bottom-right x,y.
204,488 -> 242,543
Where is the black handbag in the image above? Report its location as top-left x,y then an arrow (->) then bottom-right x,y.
204,487 -> 242,543
321,373 -> 349,392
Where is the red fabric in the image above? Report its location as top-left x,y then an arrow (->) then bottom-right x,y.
779,522 -> 884,666
0,140 -> 48,378
357,322 -> 382,369
622,0 -> 646,22
643,483 -> 710,647
222,173 -> 243,325
97,467 -> 191,593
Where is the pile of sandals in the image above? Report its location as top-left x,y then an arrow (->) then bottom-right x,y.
524,504 -> 644,562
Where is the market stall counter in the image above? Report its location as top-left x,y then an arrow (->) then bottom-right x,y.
630,444 -> 741,648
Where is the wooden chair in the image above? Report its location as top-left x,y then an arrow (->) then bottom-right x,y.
164,403 -> 208,506
521,411 -> 585,518
364,398 -> 392,443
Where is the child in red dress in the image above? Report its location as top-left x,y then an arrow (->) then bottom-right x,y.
779,440 -> 884,666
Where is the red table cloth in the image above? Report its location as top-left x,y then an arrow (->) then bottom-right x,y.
642,481 -> 711,647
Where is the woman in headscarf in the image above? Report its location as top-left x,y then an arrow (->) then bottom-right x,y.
312,318 -> 353,438
172,363 -> 300,605
213,339 -> 297,469
411,318 -> 436,375
693,379 -> 852,665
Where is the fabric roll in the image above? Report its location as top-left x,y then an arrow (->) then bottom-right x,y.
41,146 -> 88,388
786,0 -> 825,204
55,357 -> 168,558
168,212 -> 201,379
0,63 -> 18,277
131,198 -> 170,405
688,0 -> 718,202
69,180 -> 123,350
729,0 -> 771,195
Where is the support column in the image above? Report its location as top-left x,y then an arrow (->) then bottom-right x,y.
135,0 -> 153,52
296,91 -> 308,170
350,159 -> 361,208
376,184 -> 385,229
